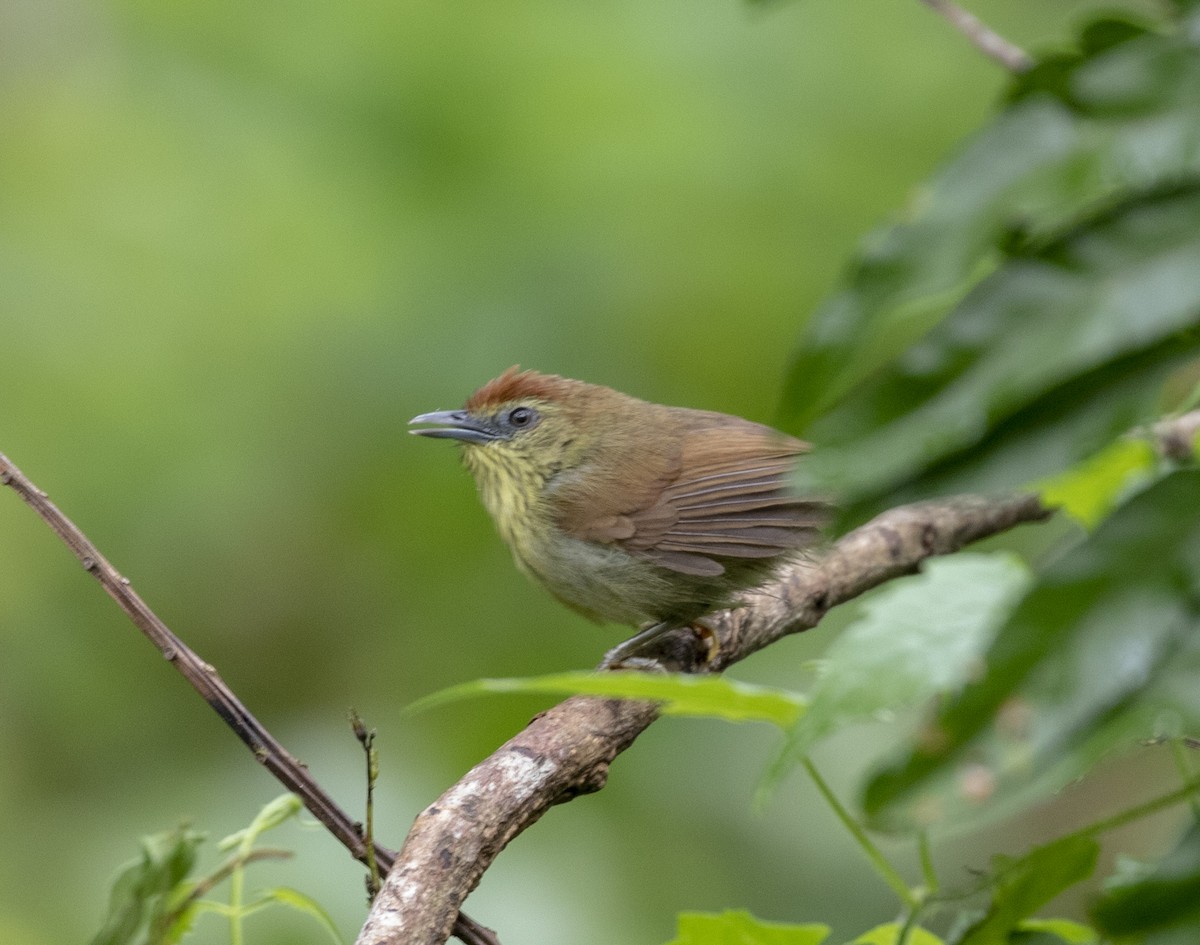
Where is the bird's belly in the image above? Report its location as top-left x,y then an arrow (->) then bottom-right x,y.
513,533 -> 678,627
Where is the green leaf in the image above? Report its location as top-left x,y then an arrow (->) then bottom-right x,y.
794,189 -> 1200,506
864,471 -> 1200,829
761,555 -> 1030,798
788,554 -> 1031,755
957,836 -> 1100,945
409,672 -> 807,729
1017,917 -> 1098,944
848,922 -> 944,945
663,910 -> 829,945
784,9 -> 1200,509
256,887 -> 346,945
218,793 -> 303,852
1092,822 -> 1200,937
1038,436 -> 1159,528
89,826 -> 206,945
159,894 -> 201,945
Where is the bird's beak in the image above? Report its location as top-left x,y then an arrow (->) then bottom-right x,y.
408,410 -> 498,445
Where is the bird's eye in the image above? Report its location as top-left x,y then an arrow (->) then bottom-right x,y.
506,406 -> 537,428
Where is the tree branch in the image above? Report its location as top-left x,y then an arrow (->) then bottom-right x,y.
362,410 -> 1200,944
917,0 -> 1033,73
357,492 -> 1051,945
0,453 -> 499,945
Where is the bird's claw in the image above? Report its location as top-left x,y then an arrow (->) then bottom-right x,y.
691,620 -> 720,664
599,619 -> 721,671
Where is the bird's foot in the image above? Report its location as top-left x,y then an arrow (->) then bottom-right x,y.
599,620 -> 673,670
599,619 -> 720,671
599,655 -> 667,673
691,619 -> 720,664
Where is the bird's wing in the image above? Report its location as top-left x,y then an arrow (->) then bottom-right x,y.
562,417 -> 827,577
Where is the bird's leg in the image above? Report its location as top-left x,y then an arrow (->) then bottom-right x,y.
600,619 -> 720,670
600,621 -> 676,669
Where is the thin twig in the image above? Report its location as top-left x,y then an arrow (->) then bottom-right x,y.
351,711 -> 383,899
918,0 -> 1033,73
0,453 -> 500,945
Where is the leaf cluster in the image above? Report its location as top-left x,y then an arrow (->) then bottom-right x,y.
91,795 -> 341,945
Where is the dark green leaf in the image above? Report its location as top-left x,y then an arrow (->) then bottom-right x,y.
864,471 -> 1200,830
794,188 -> 1200,506
1092,823 -> 1200,937
956,837 -> 1100,945
784,9 -> 1200,511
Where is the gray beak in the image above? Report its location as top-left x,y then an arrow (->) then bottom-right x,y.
408,410 -> 498,445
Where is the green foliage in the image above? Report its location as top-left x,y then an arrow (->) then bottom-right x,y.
90,826 -> 205,945
863,471 -> 1200,829
849,925 -> 944,945
754,554 -> 1031,797
784,555 -> 1031,754
784,7 -> 1200,518
662,910 -> 829,945
1014,919 -> 1098,945
89,795 -> 343,945
1092,823 -> 1200,939
955,838 -> 1100,945
1037,437 -> 1159,528
762,7 -> 1200,937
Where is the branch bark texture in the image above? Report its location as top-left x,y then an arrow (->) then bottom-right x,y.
358,492 -> 1052,945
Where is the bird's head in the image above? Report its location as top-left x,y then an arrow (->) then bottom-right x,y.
409,367 -> 597,500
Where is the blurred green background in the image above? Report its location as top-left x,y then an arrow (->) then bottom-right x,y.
0,1 -> 1171,943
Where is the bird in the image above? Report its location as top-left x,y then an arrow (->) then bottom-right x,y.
409,367 -> 828,666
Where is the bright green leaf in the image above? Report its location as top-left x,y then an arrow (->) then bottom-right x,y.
409,672 -> 807,729
664,910 -> 829,945
1018,917 -> 1099,943
848,922 -> 944,945
762,555 -> 1030,797
1038,437 -> 1158,528
219,793 -> 303,852
257,887 -> 346,945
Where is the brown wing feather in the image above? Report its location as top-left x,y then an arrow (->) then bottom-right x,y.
554,400 -> 826,577
602,417 -> 824,575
